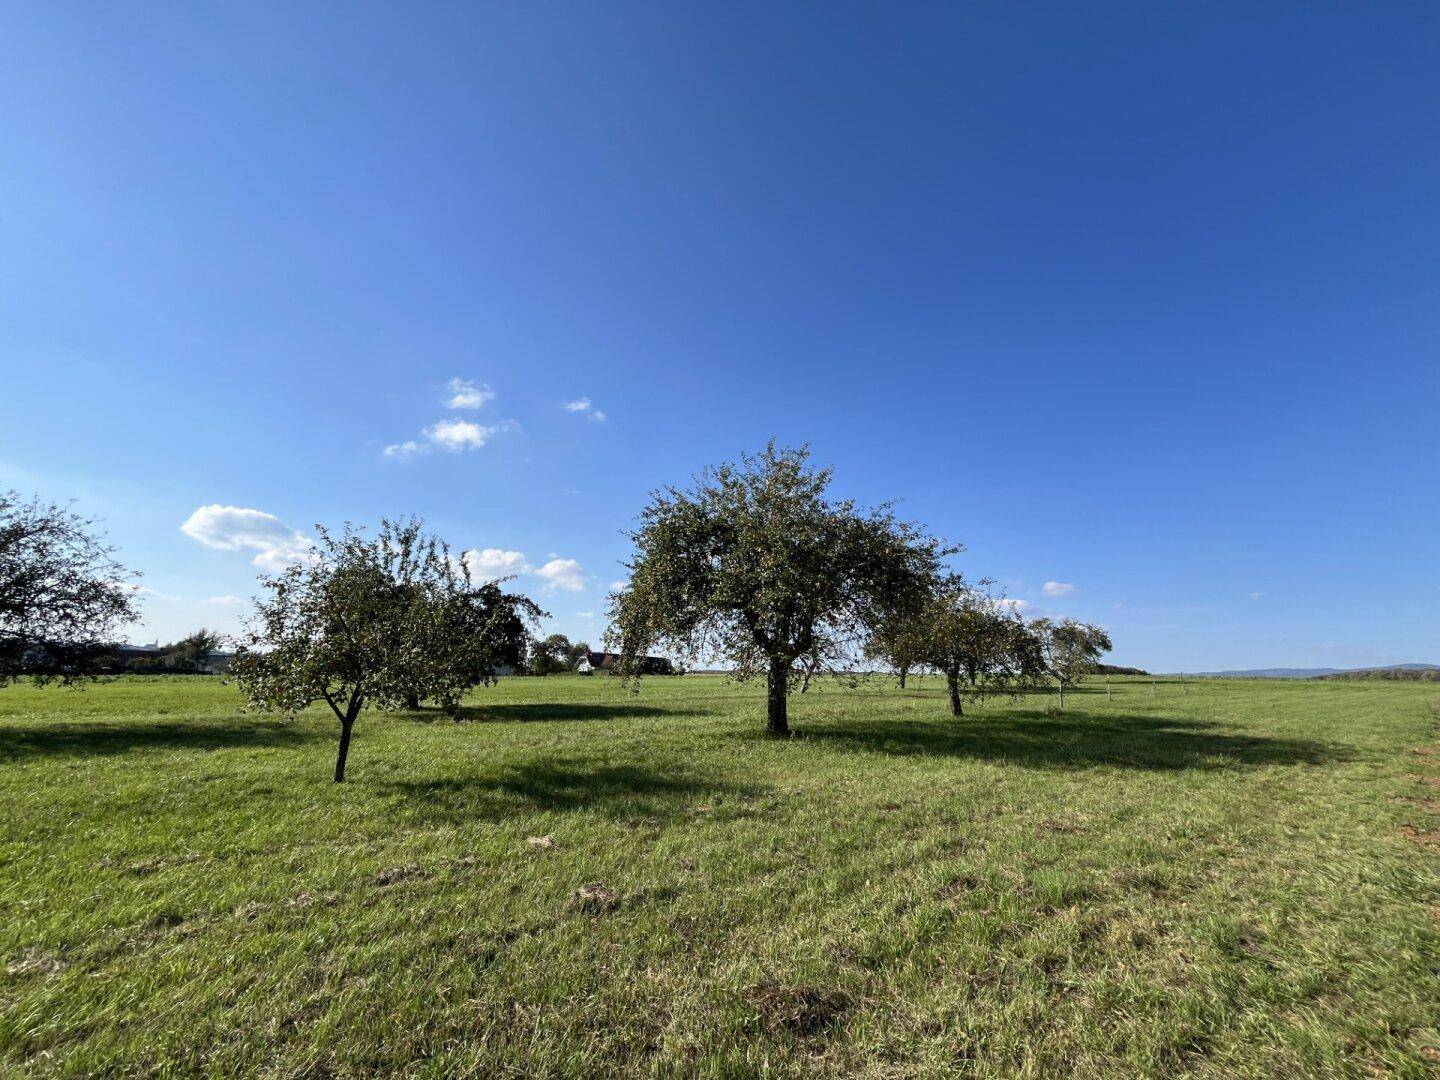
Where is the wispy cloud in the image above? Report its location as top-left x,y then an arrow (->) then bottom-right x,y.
564,397 -> 606,422
1041,581 -> 1075,597
206,595 -> 244,605
445,378 -> 494,410
385,419 -> 517,457
181,505 -> 312,570
135,585 -> 183,603
383,381 -> 516,458
1250,591 -> 1264,600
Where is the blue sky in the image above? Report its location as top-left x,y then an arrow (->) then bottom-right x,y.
2,2 -> 1437,672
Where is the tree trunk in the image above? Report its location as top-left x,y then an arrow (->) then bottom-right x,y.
1057,680 -> 1065,712
766,657 -> 790,737
334,712 -> 357,783
947,672 -> 963,716
403,691 -> 420,710
898,666 -> 908,690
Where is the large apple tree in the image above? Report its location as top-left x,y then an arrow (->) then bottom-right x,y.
609,443 -> 951,736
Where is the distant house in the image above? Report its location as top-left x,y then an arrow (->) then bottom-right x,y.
197,651 -> 233,674
576,651 -> 674,676
109,644 -> 233,674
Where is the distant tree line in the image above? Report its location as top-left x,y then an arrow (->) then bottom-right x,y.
1314,668 -> 1440,683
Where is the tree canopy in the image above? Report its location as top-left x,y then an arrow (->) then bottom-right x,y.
903,577 -> 1046,716
610,443 -> 953,735
0,490 -> 138,686
164,629 -> 223,672
1031,617 -> 1113,709
865,604 -> 929,689
230,519 -> 541,781
529,633 -> 589,675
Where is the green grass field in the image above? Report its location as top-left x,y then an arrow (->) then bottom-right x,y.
1,674 -> 1437,1077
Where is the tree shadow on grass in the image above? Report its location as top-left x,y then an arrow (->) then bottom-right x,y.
792,711 -> 1350,771
0,719 -> 326,761
435,702 -> 704,724
383,758 -> 762,825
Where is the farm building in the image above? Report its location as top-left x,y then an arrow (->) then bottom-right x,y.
576,651 -> 674,675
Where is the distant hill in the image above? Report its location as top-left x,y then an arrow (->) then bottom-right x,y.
1313,665 -> 1440,683
1191,663 -> 1440,680
1196,667 -> 1342,679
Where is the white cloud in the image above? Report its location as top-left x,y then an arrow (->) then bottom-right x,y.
206,595 -> 243,605
424,418 -> 495,450
534,557 -> 587,592
181,505 -> 313,570
575,611 -> 595,620
463,548 -> 530,582
997,598 -> 1031,614
1041,581 -> 1075,597
609,579 -> 628,592
135,585 -> 183,603
460,547 -> 590,592
563,398 -> 606,421
1250,591 -> 1264,600
383,378 -> 517,458
445,378 -> 494,410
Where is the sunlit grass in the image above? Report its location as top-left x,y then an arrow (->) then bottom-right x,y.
1,674 -> 1437,1076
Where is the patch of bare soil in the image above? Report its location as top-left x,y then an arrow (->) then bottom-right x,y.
936,874 -> 982,900
573,883 -> 619,912
1399,824 -> 1440,847
1037,818 -> 1085,835
746,980 -> 852,1037
373,864 -> 424,887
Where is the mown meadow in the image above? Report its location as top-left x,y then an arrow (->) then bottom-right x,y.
1,675 -> 1437,1077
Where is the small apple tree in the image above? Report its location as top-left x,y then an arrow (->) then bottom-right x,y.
1030,617 -> 1112,710
909,578 -> 1045,715
231,519 -> 540,781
